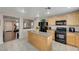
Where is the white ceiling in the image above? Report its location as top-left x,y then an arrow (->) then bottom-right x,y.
0,7 -> 79,19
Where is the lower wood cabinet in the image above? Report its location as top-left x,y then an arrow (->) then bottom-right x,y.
28,31 -> 53,51
3,31 -> 16,42
75,33 -> 79,48
67,33 -> 79,48
67,33 -> 76,46
47,30 -> 55,40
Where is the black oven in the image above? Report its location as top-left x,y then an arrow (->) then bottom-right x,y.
55,27 -> 66,44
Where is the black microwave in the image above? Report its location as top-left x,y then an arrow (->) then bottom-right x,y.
56,20 -> 66,25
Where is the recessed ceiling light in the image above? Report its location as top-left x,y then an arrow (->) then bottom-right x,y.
45,7 -> 51,9
17,8 -> 26,14
17,8 -> 25,13
45,7 -> 51,15
47,11 -> 50,14
36,12 -> 40,17
16,23 -> 19,26
20,9 -> 25,13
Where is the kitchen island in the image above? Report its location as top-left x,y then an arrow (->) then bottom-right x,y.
28,31 -> 53,51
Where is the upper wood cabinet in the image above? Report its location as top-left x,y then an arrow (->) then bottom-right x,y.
47,17 -> 55,25
48,11 -> 79,26
55,15 -> 67,21
67,12 -> 79,25
48,15 -> 67,25
75,12 -> 79,25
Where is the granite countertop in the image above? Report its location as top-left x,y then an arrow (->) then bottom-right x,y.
49,29 -> 79,33
29,30 -> 51,37
48,29 -> 55,31
67,32 -> 79,36
67,31 -> 79,33
74,31 -> 79,33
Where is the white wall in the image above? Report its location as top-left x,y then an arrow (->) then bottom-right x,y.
0,15 -> 3,44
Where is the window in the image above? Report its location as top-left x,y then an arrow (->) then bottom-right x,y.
23,19 -> 34,29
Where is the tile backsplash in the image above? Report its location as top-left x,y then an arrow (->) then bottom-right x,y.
48,25 -> 79,32
75,27 -> 79,32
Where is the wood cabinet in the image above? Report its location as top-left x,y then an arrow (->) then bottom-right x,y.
3,31 -> 16,42
28,31 -> 52,51
48,11 -> 79,26
67,12 -> 79,25
67,33 -> 76,46
48,17 -> 55,25
67,33 -> 79,48
55,15 -> 67,21
75,33 -> 79,48
47,30 -> 55,40
66,13 -> 74,25
75,12 -> 79,25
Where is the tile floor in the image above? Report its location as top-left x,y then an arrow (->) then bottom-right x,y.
52,41 -> 79,51
0,38 -> 79,51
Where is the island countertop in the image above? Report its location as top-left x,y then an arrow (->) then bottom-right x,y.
29,30 -> 51,38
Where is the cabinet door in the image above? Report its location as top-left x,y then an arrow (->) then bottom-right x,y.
67,13 -> 75,25
67,12 -> 79,25
75,12 -> 79,25
75,34 -> 79,48
47,30 -> 55,40
55,15 -> 67,21
48,17 -> 55,25
4,32 -> 16,42
67,33 -> 76,46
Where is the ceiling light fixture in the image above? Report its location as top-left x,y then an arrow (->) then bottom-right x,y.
67,7 -> 71,8
45,7 -> 51,15
47,11 -> 50,14
36,14 -> 40,17
21,9 -> 25,13
45,7 -> 51,9
36,11 -> 40,17
17,8 -> 25,13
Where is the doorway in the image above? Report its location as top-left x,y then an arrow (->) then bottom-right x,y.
3,16 -> 19,42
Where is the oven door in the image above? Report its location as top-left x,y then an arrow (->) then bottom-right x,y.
55,32 -> 66,44
57,34 -> 65,39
